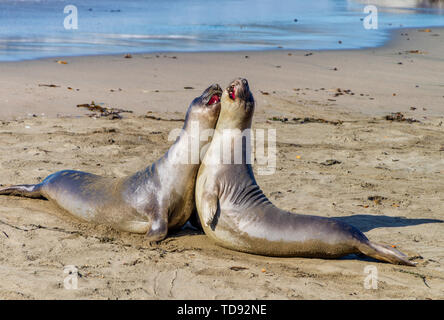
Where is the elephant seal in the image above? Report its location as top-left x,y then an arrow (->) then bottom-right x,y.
0,84 -> 222,242
195,78 -> 415,266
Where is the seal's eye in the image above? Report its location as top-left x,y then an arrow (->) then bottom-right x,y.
207,94 -> 220,105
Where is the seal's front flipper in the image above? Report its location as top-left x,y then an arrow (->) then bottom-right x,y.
201,193 -> 220,229
0,184 -> 45,199
119,220 -> 151,234
145,208 -> 168,242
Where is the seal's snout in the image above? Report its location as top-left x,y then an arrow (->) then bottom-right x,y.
208,83 -> 222,94
213,83 -> 223,91
227,78 -> 250,101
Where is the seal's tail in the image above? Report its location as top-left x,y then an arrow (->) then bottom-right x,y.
0,184 -> 44,199
358,240 -> 416,266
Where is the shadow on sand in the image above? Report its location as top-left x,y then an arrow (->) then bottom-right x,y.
333,214 -> 443,233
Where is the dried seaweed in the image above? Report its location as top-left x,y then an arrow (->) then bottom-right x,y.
385,112 -> 420,123
268,116 -> 342,125
77,101 -> 133,119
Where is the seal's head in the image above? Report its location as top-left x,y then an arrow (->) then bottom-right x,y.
220,78 -> 255,130
185,83 -> 222,130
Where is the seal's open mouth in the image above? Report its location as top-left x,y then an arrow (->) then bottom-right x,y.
207,94 -> 220,105
203,84 -> 222,106
228,84 -> 236,100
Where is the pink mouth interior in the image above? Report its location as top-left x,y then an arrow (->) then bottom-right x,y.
230,87 -> 236,100
208,94 -> 220,105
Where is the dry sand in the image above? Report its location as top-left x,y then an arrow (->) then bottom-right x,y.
0,28 -> 443,299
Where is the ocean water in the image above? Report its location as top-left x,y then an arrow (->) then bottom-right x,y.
0,0 -> 443,61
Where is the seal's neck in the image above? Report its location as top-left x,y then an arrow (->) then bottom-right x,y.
215,108 -> 252,132
162,119 -> 208,168
206,115 -> 254,167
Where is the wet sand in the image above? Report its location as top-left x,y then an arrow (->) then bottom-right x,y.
0,28 -> 443,299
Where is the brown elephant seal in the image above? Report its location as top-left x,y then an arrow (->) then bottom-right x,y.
0,84 -> 222,242
195,78 -> 415,266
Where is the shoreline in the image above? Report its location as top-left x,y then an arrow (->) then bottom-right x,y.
0,27 -> 443,121
1,25 -> 442,65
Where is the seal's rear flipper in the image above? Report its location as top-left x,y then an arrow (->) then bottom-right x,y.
0,184 -> 45,199
201,193 -> 220,230
358,241 -> 416,266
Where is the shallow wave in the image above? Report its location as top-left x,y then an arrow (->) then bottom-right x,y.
0,0 -> 444,61
97,34 -> 199,40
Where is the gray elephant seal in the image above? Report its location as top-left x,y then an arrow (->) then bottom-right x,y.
195,78 -> 414,266
0,84 -> 222,242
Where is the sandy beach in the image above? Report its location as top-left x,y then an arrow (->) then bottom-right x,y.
0,27 -> 443,299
